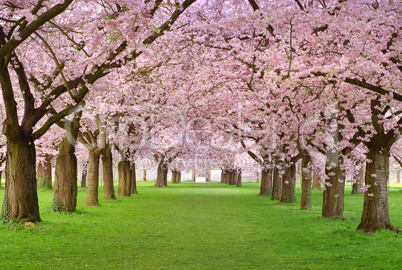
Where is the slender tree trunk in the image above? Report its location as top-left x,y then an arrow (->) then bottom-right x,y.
236,170 -> 242,187
155,161 -> 168,187
280,163 -> 296,203
312,172 -> 321,190
351,182 -> 358,195
53,137 -> 78,212
1,138 -> 40,222
38,154 -> 52,189
272,168 -> 281,200
177,171 -> 181,183
0,170 -> 2,188
357,148 -> 400,233
130,162 -> 137,194
260,169 -> 272,195
37,162 -> 46,188
118,161 -> 131,196
86,149 -> 102,206
397,171 -> 400,184
81,161 -> 87,187
143,169 -> 147,182
322,160 -> 345,217
300,151 -> 312,210
102,145 -> 115,199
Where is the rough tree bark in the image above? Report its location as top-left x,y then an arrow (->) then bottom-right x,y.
357,147 -> 400,233
260,169 -> 272,196
118,161 -> 131,196
130,162 -> 137,194
280,163 -> 296,203
38,154 -> 53,189
300,150 -> 312,210
228,171 -> 236,185
271,168 -> 281,200
102,145 -> 115,199
155,160 -> 168,187
322,156 -> 345,217
1,138 -> 40,222
85,149 -> 103,205
312,172 -> 321,190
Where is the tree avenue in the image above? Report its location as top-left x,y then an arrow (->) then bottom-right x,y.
0,0 -> 401,234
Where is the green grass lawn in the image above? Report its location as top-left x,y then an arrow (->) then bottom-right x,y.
0,182 -> 401,270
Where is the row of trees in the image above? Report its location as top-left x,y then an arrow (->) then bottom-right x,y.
0,0 -> 401,233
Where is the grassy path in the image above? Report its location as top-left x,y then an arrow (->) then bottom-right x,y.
0,182 -> 401,269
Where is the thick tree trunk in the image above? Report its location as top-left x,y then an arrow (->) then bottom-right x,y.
177,171 -> 181,183
260,169 -> 272,195
221,170 -> 227,183
118,161 -> 131,196
228,171 -> 235,185
53,137 -> 78,212
280,163 -> 296,203
272,168 -> 281,200
155,161 -> 168,187
171,170 -> 178,183
81,161 -> 87,187
85,149 -> 102,206
357,148 -> 400,233
322,161 -> 345,217
312,172 -> 321,190
1,139 -> 40,222
300,151 -> 312,210
236,170 -> 242,187
102,145 -> 115,199
130,162 -> 137,194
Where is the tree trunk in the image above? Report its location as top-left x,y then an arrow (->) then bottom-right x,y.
0,170 -> 2,188
228,171 -> 235,185
300,151 -> 312,210
130,162 -> 137,194
397,171 -> 400,184
143,169 -> 147,182
85,149 -> 102,206
271,168 -> 281,200
260,169 -> 272,195
236,170 -> 242,187
171,170 -> 177,183
312,172 -> 321,190
118,161 -> 131,196
1,138 -> 40,222
102,145 -> 115,200
357,148 -> 400,233
322,160 -> 345,217
221,170 -> 227,183
53,137 -> 78,212
351,182 -> 358,195
155,161 -> 168,187
177,171 -> 181,183
81,161 -> 87,187
280,163 -> 296,203
38,154 -> 53,189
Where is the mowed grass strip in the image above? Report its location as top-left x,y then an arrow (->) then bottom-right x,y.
0,182 -> 401,270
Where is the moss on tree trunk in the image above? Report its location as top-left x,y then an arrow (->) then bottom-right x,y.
1,138 -> 40,222
38,154 -> 53,189
53,137 -> 78,212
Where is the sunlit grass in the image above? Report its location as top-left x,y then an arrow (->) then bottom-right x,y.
0,181 -> 401,269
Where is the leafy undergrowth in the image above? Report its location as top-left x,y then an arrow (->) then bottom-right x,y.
0,182 -> 401,269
